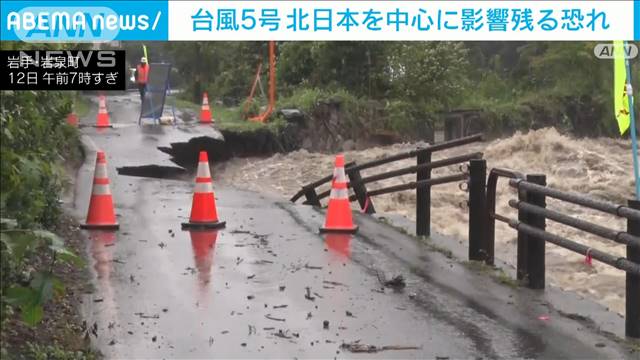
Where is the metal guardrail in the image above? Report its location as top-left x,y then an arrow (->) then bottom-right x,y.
292,139 -> 640,338
480,168 -> 525,265
473,162 -> 640,338
317,153 -> 483,201
290,134 -> 484,236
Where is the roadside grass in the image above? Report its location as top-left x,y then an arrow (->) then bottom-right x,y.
629,339 -> 640,352
73,92 -> 91,118
25,342 -> 97,360
174,98 -> 285,133
462,260 -> 520,288
174,98 -> 199,112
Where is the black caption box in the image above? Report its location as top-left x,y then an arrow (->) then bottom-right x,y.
0,50 -> 126,91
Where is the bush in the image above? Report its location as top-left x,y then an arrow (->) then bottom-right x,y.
1,91 -> 81,227
279,88 -> 366,121
0,90 -> 83,329
26,342 -> 96,360
278,88 -> 326,113
239,98 -> 261,119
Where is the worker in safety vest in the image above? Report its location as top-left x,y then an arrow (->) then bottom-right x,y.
134,57 -> 149,102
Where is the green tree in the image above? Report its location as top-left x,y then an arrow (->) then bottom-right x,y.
278,42 -> 390,98
387,42 -> 469,110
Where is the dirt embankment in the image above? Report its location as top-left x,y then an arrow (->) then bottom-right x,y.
215,128 -> 635,316
155,127 -> 296,169
160,103 -> 402,168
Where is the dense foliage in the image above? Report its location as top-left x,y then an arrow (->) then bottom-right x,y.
0,42 -> 92,360
135,41 -> 638,138
1,91 -> 79,227
1,90 -> 83,330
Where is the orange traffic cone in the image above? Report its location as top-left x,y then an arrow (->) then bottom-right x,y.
182,151 -> 225,229
95,95 -> 112,127
320,154 -> 358,233
200,92 -> 213,123
81,151 -> 119,230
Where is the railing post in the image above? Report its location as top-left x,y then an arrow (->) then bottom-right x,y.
525,174 -> 546,289
626,199 -> 640,338
347,167 -> 375,214
303,188 -> 321,207
516,186 -> 529,281
468,159 -> 486,261
484,174 -> 497,266
416,150 -> 432,237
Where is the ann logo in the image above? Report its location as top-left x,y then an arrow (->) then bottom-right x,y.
594,43 -> 638,59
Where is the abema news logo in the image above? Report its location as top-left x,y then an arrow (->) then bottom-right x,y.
1,1 -> 168,42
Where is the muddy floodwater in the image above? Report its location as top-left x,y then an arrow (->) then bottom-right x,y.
217,128 -> 634,315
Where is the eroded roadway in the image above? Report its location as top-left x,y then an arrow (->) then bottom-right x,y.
69,93 -> 636,359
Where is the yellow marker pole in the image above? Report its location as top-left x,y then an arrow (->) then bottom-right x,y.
143,44 -> 149,63
614,40 -> 630,134
624,42 -> 640,200
615,40 -> 639,199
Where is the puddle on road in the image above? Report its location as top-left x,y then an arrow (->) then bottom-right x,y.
89,230 -> 116,279
189,230 -> 219,297
86,230 -> 119,349
324,233 -> 352,259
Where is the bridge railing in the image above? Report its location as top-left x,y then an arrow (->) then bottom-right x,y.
290,133 -> 484,236
476,162 -> 640,338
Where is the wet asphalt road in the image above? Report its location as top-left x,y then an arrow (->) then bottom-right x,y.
70,93 -> 636,358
